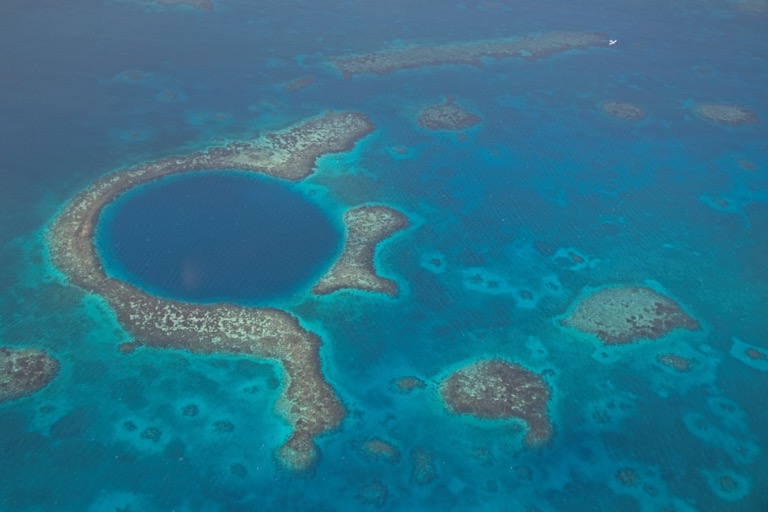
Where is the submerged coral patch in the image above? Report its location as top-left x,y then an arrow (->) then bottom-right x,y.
729,337 -> 768,371
416,98 -> 481,131
694,103 -> 759,126
703,469 -> 751,501
600,100 -> 646,121
0,347 -> 60,403
410,447 -> 438,485
331,31 -> 609,77
391,376 -> 426,393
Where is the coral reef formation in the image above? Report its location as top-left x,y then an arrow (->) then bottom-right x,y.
0,347 -> 59,403
410,448 -> 438,485
439,358 -> 552,446
560,286 -> 698,344
313,206 -> 409,296
332,31 -> 608,77
694,104 -> 759,126
417,98 -> 481,130
355,438 -> 401,463
391,376 -> 426,393
45,112 -> 399,471
600,100 -> 646,121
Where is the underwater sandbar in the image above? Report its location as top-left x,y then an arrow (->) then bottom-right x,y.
331,31 -> 608,77
46,112 -> 397,471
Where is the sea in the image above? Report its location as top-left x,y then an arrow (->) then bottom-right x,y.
0,0 -> 766,511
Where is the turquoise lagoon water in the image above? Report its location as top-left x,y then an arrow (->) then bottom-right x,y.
0,0 -> 766,511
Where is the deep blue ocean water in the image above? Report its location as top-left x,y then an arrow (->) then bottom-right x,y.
95,171 -> 342,304
1,0 -> 766,511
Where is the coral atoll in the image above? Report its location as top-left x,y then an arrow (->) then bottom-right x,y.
45,112 -> 400,471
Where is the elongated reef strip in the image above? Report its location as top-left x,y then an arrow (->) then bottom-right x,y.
560,286 -> 698,345
331,31 -> 608,77
1,347 -> 59,403
45,112 -> 376,471
312,205 -> 409,296
439,358 -> 552,446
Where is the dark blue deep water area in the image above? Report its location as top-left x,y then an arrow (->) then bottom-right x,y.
96,172 -> 341,303
0,0 -> 766,511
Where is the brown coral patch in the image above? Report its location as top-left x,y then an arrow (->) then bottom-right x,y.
355,480 -> 389,507
439,358 -> 552,446
355,438 -> 401,463
656,353 -> 694,372
615,467 -> 639,486
0,347 -> 59,403
410,448 -> 437,485
391,376 -> 426,393
561,286 -> 698,345
284,76 -> 317,92
312,205 -> 409,296
118,341 -> 142,355
417,98 -> 481,131
744,347 -> 766,361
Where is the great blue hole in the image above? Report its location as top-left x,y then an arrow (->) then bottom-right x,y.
95,171 -> 342,304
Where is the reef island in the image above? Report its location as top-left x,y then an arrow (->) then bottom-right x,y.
560,286 -> 698,345
46,111 -> 408,471
439,358 -> 552,446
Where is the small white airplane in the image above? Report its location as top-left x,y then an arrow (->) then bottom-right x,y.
609,39 -> 618,46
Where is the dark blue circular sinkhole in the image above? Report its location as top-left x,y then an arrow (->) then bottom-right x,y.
95,171 -> 342,304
